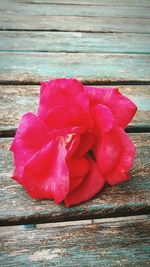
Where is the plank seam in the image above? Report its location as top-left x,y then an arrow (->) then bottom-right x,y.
0,80 -> 150,86
1,126 -> 150,138
1,208 -> 150,226
0,29 -> 150,34
1,50 -> 150,54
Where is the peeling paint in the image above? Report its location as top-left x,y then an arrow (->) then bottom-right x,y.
29,248 -> 64,261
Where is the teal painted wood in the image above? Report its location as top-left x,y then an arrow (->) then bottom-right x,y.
0,215 -> 150,266
3,0 -> 150,7
1,1 -> 150,18
0,85 -> 150,133
0,134 -> 149,225
0,53 -> 150,83
0,15 -> 149,33
0,31 -> 150,53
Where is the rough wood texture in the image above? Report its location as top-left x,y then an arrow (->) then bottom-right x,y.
0,215 -> 150,266
1,1 -> 150,18
0,53 -> 150,83
1,31 -> 150,53
3,0 -> 150,7
0,85 -> 150,133
0,134 -> 149,226
1,15 -> 149,33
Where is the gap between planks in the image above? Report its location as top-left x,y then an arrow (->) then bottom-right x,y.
1,126 -> 150,139
0,215 -> 148,231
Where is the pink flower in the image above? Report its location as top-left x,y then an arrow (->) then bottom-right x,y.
10,78 -> 137,207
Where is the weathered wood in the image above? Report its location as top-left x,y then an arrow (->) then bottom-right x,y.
1,1 -> 150,18
0,85 -> 150,133
0,133 -> 149,226
1,31 -> 150,53
3,0 -> 150,7
0,215 -> 150,266
1,15 -> 149,33
0,53 -> 150,83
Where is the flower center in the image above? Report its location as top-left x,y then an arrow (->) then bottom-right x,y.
88,149 -> 95,160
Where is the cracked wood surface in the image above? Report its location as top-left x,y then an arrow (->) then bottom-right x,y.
1,32 -> 149,53
0,53 -> 150,83
1,15 -> 150,33
4,0 -> 150,6
1,1 -> 150,18
0,215 -> 150,266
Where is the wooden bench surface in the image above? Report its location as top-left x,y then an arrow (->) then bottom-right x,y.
1,216 -> 150,266
0,0 -> 150,265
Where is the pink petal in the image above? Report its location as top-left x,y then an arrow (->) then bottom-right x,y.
10,112 -> 53,180
66,135 -> 81,159
73,132 -> 94,157
39,78 -> 85,110
106,128 -> 136,185
22,137 -> 69,203
64,158 -> 105,207
92,104 -> 114,133
85,86 -> 137,129
69,176 -> 84,193
96,127 -> 135,185
38,78 -> 91,129
46,104 -> 90,129
95,128 -> 121,175
67,157 -> 90,177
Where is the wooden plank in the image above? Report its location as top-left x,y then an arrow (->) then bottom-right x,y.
0,133 -> 149,226
0,31 -> 149,53
0,53 -> 149,83
0,215 -> 150,266
0,85 -> 150,134
0,15 -> 149,33
1,1 -> 150,18
3,0 -> 150,7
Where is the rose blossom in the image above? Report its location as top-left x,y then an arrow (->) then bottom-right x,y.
10,78 -> 137,207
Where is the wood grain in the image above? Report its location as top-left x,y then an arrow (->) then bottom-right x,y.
1,31 -> 150,53
0,53 -> 150,83
3,0 -> 150,7
1,15 -> 149,33
0,215 -> 149,266
1,1 -> 150,18
0,133 -> 149,226
0,85 -> 150,133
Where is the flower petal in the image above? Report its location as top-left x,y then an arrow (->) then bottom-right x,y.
69,176 -> 84,193
85,86 -> 137,129
67,157 -> 90,177
39,78 -> 85,110
95,128 -> 121,175
66,135 -> 80,159
64,158 -> 105,207
38,78 -> 91,129
92,104 -> 114,133
10,112 -> 53,180
46,104 -> 90,129
96,127 -> 135,185
106,128 -> 136,185
73,132 -> 94,157
22,137 -> 69,203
